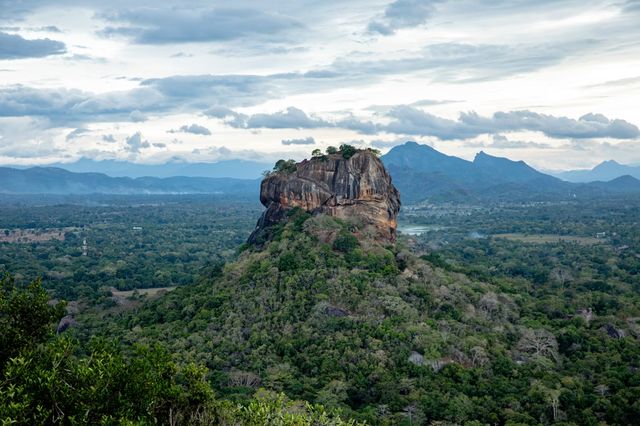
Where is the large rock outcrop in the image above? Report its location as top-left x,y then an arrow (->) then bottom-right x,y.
248,150 -> 400,243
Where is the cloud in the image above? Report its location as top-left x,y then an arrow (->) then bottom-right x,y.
384,106 -> 640,140
370,138 -> 411,149
34,26 -> 63,33
487,134 -> 552,149
624,0 -> 640,11
65,128 -> 90,141
102,134 -> 116,143
462,110 -> 640,139
168,123 -> 211,135
335,116 -> 379,135
125,132 -> 150,153
385,106 -> 475,139
368,0 -> 441,35
203,106 -> 248,127
99,7 -> 302,44
246,107 -> 330,129
0,31 -> 66,59
129,110 -> 148,122
0,85 -> 165,126
141,74 -> 281,107
329,40 -> 600,83
281,137 -> 315,145
211,106 -> 379,134
586,75 -> 640,88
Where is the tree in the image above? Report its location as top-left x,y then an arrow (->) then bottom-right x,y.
311,149 -> 322,157
516,328 -> 559,363
326,146 -> 338,155
0,275 -> 64,368
273,159 -> 297,174
333,232 -> 359,253
339,144 -> 358,159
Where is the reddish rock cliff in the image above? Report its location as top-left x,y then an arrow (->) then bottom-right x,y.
249,150 -> 401,243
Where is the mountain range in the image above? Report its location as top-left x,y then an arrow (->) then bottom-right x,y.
381,142 -> 640,203
2,142 -> 640,202
553,160 -> 640,183
12,158 -> 271,180
0,167 -> 259,196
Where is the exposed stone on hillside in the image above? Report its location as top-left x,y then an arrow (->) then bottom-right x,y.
248,150 -> 400,244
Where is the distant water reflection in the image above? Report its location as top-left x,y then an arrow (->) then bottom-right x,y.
397,224 -> 446,236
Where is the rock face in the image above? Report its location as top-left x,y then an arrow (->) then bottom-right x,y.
249,151 -> 400,243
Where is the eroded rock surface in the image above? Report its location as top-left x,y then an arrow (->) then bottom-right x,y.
249,151 -> 400,243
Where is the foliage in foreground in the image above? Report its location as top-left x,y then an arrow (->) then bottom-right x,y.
0,276 -> 360,425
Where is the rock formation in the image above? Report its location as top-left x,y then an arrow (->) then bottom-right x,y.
249,150 -> 400,243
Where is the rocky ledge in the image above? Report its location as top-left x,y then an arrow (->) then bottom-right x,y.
248,149 -> 400,244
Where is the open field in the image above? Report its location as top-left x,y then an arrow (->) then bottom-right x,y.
493,233 -> 604,245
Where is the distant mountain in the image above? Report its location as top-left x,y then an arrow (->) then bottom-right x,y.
381,142 -> 640,203
22,158 -> 272,179
0,167 -> 259,195
473,151 -> 556,184
588,175 -> 640,193
555,160 -> 640,183
381,142 -> 568,203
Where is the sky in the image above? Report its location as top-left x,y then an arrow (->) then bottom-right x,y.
0,0 -> 639,171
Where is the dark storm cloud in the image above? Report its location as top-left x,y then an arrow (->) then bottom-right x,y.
99,7 -> 302,44
368,0 -> 441,35
0,31 -> 66,59
384,106 -> 640,140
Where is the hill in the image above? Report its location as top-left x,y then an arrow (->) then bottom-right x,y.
82,207 -> 639,424
555,160 -> 640,183
0,166 -> 259,195
588,175 -> 640,193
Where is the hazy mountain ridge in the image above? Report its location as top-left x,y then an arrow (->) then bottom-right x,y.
2,143 -> 639,201
8,158 -> 271,180
381,142 -> 640,203
553,160 -> 640,183
0,166 -> 260,195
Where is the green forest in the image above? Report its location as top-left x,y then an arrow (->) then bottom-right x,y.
1,194 -> 639,424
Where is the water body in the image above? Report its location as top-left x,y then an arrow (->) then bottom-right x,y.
397,224 -> 445,236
